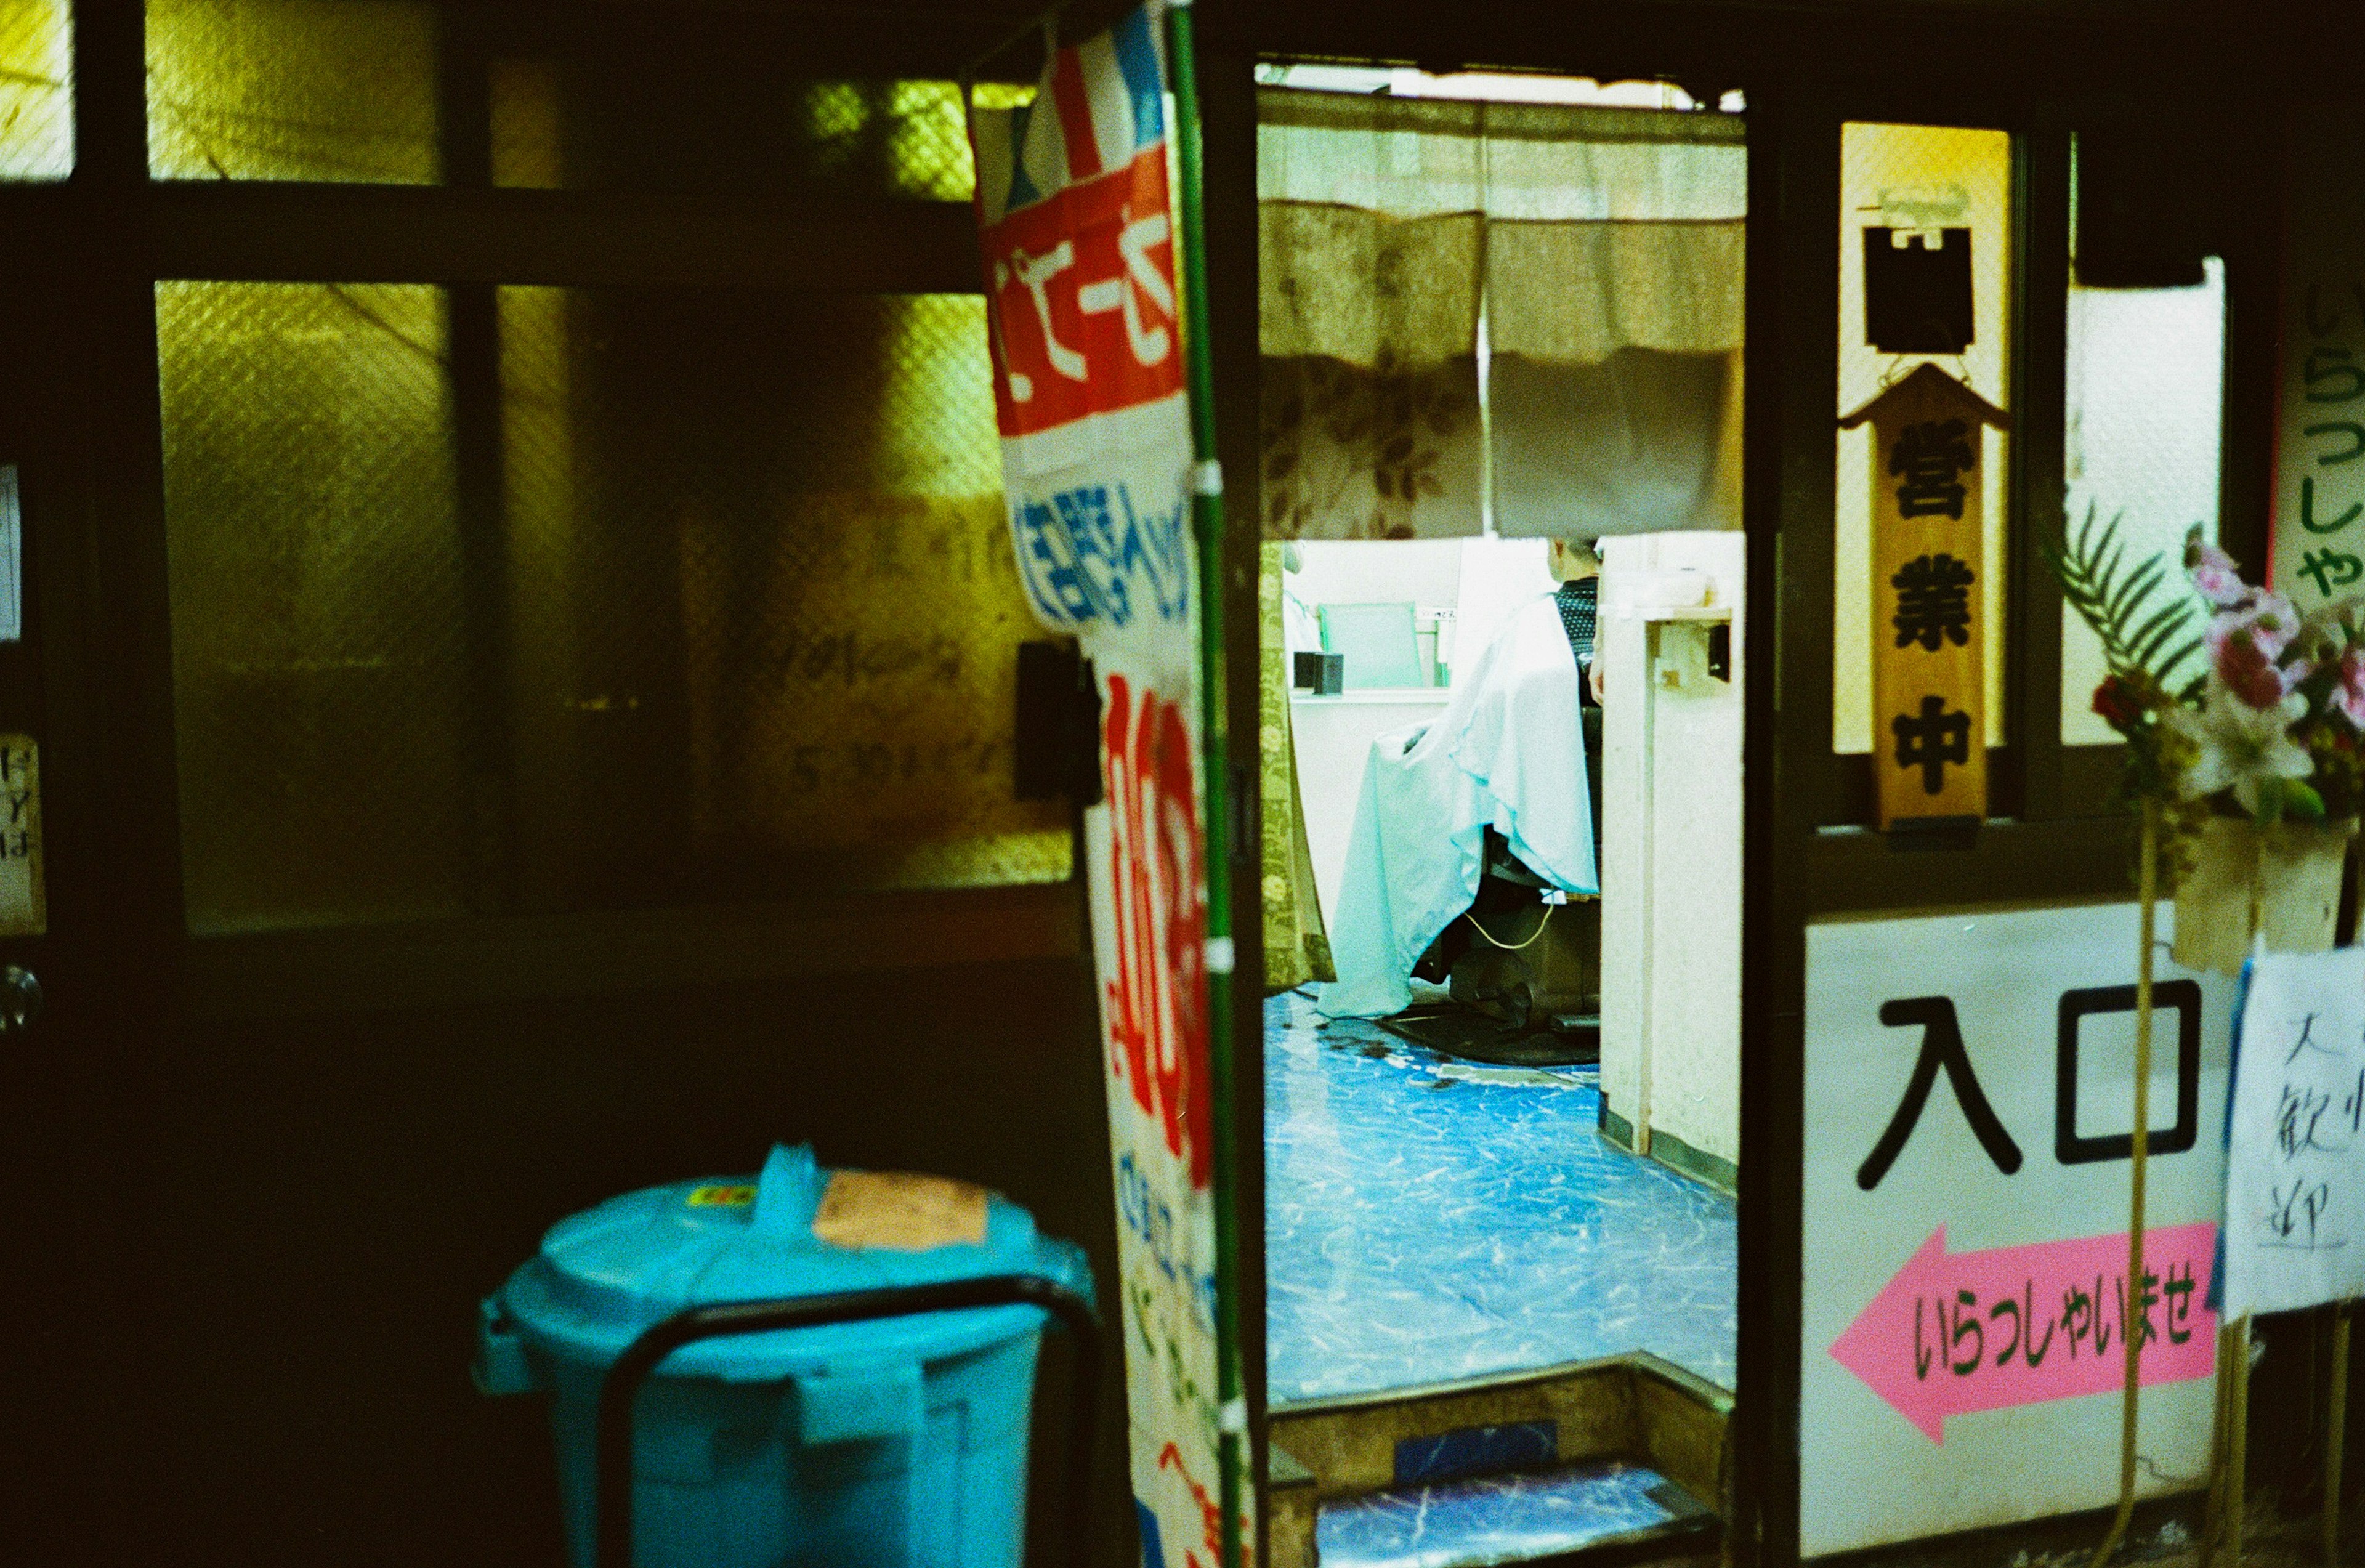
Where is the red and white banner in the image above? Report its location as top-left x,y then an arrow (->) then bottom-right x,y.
971,10 -> 1248,1564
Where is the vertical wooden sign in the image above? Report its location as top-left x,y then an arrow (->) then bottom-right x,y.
1841,363 -> 2010,829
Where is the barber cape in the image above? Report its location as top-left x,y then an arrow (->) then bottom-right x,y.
1317,591 -> 1598,1019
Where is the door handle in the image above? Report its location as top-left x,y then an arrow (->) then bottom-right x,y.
0,964 -> 43,1032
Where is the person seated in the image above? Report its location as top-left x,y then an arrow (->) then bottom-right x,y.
1316,538 -> 1602,1019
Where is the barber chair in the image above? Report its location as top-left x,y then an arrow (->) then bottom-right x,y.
1409,708 -> 1604,1043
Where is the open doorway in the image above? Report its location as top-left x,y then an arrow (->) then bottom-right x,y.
1253,62 -> 1747,1568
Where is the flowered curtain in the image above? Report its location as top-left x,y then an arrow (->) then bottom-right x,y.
1258,91 -> 1485,539
1259,542 -> 1334,990
1258,89 -> 1747,540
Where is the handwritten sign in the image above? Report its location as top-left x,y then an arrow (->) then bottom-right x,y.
0,735 -> 44,938
1839,363 -> 2009,829
2270,107 -> 2365,609
2221,945 -> 2365,1316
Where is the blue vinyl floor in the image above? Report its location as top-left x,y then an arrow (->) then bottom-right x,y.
1264,990 -> 1737,1404
1317,1459 -> 1707,1568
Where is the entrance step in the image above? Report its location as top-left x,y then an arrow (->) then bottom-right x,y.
1317,1457 -> 1716,1568
1266,1353 -> 1729,1568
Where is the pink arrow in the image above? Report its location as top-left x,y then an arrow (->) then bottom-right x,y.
1829,1223 -> 2220,1443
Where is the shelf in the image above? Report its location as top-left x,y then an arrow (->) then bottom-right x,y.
1290,688 -> 1454,705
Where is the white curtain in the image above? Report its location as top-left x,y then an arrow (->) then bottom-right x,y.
1481,100 -> 1745,538
1257,88 -> 1746,541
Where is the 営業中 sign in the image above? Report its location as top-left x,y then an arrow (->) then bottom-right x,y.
1840,363 -> 2008,830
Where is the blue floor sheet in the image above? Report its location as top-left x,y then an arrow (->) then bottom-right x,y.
1264,991 -> 1736,1404
1317,1460 -> 1704,1568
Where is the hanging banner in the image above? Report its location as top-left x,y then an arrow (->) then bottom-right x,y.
971,12 -> 1248,1565
2268,106 -> 2365,610
1840,362 -> 2008,830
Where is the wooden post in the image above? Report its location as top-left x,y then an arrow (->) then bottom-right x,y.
2234,1315 -> 2253,1568
2329,1303 -> 2352,1567
2091,801 -> 2159,1568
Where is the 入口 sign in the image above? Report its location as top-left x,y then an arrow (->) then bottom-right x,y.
1804,904 -> 2233,1556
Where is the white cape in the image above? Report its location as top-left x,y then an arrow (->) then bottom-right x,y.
1316,591 -> 1598,1019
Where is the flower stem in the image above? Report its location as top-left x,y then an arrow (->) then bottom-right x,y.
2092,798 -> 2157,1568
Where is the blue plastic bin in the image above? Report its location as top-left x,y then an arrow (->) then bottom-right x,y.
475,1145 -> 1095,1568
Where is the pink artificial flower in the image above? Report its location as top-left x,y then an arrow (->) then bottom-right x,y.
2190,562 -> 2251,611
2217,628 -> 2290,708
2335,650 -> 2365,730
2205,592 -> 2302,663
2187,534 -> 2252,610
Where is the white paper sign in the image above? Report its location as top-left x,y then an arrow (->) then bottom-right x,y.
2221,946 -> 2365,1316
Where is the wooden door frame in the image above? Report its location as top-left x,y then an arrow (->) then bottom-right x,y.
1195,5 -> 2303,1567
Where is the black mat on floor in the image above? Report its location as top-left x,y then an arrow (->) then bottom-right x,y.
1377,1005 -> 1600,1068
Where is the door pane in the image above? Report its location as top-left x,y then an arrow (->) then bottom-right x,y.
498,288 -> 1068,907
0,0 -> 71,179
158,281 -> 470,933
487,51 -> 1032,195
158,283 -> 1068,934
147,0 -> 439,182
1833,123 -> 2014,756
2060,257 -> 2226,745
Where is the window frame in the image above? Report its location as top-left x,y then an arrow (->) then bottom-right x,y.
20,4 -> 1083,1012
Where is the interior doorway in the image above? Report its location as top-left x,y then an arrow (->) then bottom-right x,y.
1251,60 -> 1748,1568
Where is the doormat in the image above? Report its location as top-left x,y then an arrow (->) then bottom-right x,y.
1378,1006 -> 1599,1068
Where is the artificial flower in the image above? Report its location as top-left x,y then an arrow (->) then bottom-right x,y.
2205,591 -> 2301,660
2163,679 -> 2313,814
2092,674 -> 2143,729
2186,530 -> 2252,611
2215,621 -> 2305,708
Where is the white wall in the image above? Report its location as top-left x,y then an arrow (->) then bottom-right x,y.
1286,540 -> 1463,625
1285,539 -> 1556,934
1599,531 -> 1744,1175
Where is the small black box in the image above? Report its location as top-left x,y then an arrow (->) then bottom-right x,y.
1293,651 -> 1344,695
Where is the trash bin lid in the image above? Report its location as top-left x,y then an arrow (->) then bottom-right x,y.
495,1144 -> 1092,1381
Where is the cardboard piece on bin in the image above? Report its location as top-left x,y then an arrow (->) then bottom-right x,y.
812,1170 -> 988,1251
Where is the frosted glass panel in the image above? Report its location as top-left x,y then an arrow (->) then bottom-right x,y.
0,1 -> 71,180
2060,259 -> 2226,745
496,288 -> 1069,904
148,0 -> 440,182
1834,123 -> 2013,755
158,282 -> 469,934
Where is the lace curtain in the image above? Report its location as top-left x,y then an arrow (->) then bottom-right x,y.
1259,543 -> 1333,992
1258,89 -> 1747,540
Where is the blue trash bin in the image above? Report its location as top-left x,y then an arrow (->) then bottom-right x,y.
475,1144 -> 1096,1568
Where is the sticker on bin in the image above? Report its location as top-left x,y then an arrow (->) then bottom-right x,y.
812,1170 -> 990,1251
685,1184 -> 755,1208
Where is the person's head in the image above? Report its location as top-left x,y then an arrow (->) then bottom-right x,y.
1548,536 -> 1602,583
